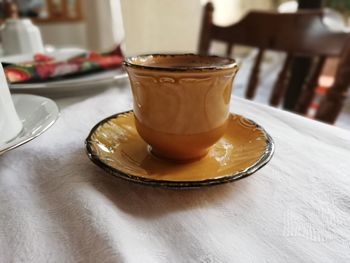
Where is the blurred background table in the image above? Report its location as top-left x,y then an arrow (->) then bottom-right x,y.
0,83 -> 349,262
1,0 -> 350,129
1,0 -> 350,261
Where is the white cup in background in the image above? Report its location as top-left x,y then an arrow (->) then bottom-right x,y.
0,63 -> 22,144
0,18 -> 44,56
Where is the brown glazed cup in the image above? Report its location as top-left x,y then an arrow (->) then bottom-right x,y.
124,54 -> 238,161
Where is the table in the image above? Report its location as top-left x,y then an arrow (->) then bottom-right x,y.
1,84 -> 350,263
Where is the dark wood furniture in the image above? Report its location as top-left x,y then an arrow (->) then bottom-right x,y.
0,0 -> 83,23
199,2 -> 350,124
284,0 -> 323,111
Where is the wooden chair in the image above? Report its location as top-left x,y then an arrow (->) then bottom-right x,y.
199,2 -> 350,124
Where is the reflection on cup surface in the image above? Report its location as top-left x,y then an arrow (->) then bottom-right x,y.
124,54 -> 239,161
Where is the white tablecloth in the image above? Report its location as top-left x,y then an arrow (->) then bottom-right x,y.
1,84 -> 350,263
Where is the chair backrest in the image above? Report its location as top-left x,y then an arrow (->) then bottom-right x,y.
199,2 -> 350,124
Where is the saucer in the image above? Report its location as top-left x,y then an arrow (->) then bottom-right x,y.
0,94 -> 59,155
85,111 -> 274,188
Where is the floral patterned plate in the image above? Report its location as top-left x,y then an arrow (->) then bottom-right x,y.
0,48 -> 128,96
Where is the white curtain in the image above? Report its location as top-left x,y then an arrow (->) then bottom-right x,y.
84,0 -> 124,51
120,0 -> 202,56
84,0 -> 275,54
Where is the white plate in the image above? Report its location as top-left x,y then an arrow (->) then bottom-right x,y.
0,48 -> 128,96
0,94 -> 59,155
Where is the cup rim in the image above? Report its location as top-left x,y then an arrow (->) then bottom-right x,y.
123,53 -> 238,72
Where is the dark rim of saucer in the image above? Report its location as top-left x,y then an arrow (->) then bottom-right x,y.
123,53 -> 238,72
85,110 -> 275,189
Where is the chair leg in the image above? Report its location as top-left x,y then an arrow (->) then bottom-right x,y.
315,88 -> 347,124
269,54 -> 293,106
246,49 -> 264,100
316,42 -> 350,124
198,2 -> 214,55
295,57 -> 326,114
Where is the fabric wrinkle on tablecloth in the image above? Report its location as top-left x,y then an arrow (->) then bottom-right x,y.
0,85 -> 350,262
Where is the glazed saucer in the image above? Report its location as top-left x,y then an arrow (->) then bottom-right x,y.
0,94 -> 59,155
85,111 -> 274,188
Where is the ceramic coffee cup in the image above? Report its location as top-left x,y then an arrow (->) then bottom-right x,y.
0,18 -> 44,56
0,63 -> 22,144
124,54 -> 238,161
